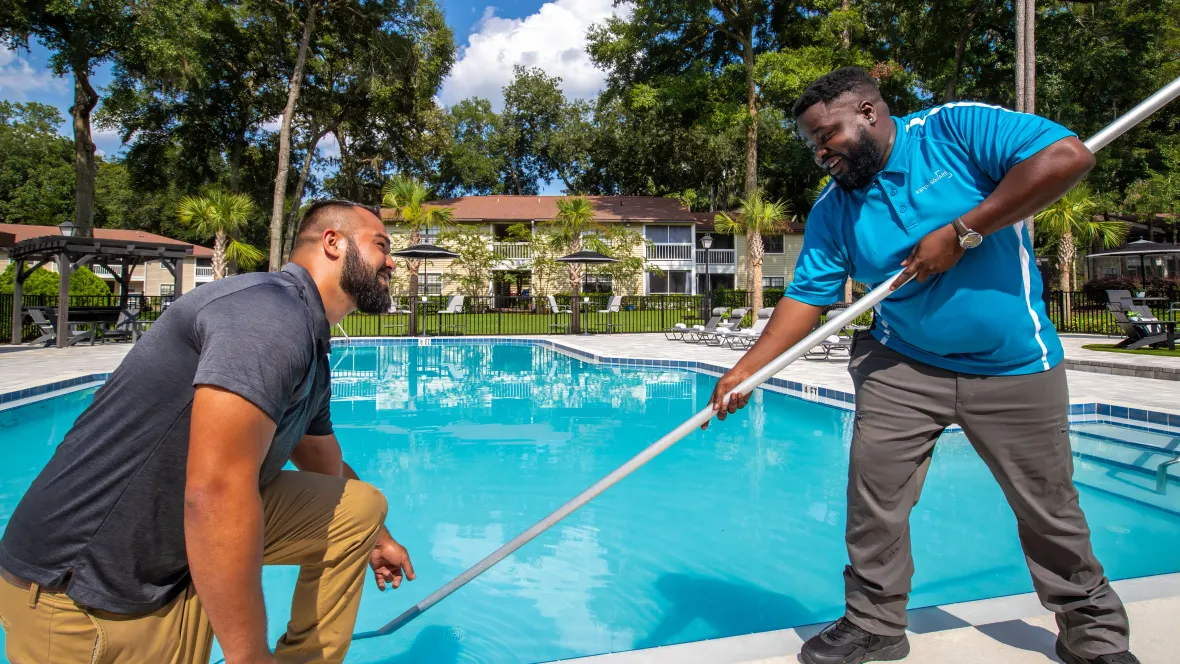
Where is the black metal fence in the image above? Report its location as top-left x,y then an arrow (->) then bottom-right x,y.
0,294 -> 173,343
3,289 -> 1171,344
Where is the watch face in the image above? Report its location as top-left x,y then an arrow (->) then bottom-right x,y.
961,232 -> 983,249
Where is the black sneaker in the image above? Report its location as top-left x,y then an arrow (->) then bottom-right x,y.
1055,639 -> 1141,664
799,617 -> 910,664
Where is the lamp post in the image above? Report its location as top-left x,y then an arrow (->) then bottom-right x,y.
700,233 -> 713,294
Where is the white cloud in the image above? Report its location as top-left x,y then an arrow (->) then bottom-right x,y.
0,46 -> 67,100
316,131 -> 340,159
438,0 -> 627,110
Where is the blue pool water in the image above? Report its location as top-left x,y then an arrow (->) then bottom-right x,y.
2,342 -> 1179,663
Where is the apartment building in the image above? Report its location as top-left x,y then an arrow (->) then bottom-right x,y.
383,196 -> 805,296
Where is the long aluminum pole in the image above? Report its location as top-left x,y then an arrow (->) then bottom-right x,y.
358,76 -> 1180,641
1085,76 -> 1180,153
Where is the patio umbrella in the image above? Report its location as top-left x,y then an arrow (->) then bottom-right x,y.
391,243 -> 459,336
556,250 -> 619,334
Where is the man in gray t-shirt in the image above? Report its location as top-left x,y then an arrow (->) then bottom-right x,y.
0,200 -> 411,664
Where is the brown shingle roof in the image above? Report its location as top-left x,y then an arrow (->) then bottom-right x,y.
381,195 -> 698,223
0,223 -> 214,257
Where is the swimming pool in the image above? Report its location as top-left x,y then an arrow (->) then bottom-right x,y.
2,341 -> 1179,663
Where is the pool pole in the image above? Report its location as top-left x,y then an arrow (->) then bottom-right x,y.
357,76 -> 1180,641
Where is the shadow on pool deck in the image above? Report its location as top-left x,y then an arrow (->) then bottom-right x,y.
634,573 -> 823,650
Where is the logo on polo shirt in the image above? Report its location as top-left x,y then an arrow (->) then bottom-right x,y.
914,169 -> 954,195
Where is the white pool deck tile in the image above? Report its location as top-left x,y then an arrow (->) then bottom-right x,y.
3,334 -> 1180,664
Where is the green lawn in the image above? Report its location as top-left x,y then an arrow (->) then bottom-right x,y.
334,308 -> 704,337
1082,344 -> 1180,358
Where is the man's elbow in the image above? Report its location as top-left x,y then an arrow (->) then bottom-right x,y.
184,476 -> 254,522
1062,137 -> 1096,178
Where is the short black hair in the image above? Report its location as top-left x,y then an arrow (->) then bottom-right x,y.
792,67 -> 882,119
293,199 -> 381,251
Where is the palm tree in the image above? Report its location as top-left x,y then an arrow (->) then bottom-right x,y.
715,190 -> 792,312
1035,183 -> 1127,319
176,190 -> 266,279
544,197 -> 601,334
382,176 -> 454,334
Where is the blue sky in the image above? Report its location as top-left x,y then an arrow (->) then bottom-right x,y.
0,0 -> 625,196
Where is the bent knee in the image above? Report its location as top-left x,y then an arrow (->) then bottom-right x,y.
344,480 -> 388,529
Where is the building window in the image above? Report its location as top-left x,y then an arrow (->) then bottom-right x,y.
649,270 -> 691,294
159,284 -> 175,296
424,274 -> 444,295
645,225 -> 693,243
583,274 -> 613,293
762,234 -> 784,253
762,276 -> 785,289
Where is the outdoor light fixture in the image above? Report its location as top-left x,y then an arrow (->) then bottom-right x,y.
58,221 -> 77,237
701,233 -> 713,294
700,233 -> 713,250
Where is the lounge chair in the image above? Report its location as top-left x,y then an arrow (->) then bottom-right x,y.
805,305 -> 866,360
437,295 -> 466,335
26,307 -> 94,347
99,306 -> 144,343
664,307 -> 724,341
683,308 -> 747,343
548,295 -> 571,333
708,308 -> 774,349
1108,302 -> 1176,350
591,295 -> 623,334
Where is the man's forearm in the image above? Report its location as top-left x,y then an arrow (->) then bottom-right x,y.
962,137 -> 1095,237
185,482 -> 269,662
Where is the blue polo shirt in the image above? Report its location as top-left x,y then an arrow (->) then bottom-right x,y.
785,102 -> 1077,375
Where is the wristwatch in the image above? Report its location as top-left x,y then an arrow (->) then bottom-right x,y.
951,217 -> 983,249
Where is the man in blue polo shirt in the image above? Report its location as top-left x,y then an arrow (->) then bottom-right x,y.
705,68 -> 1136,664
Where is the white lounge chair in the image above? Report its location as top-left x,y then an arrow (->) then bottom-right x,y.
664,307 -> 724,340
709,308 -> 774,349
438,295 -> 466,335
593,295 -> 623,334
690,308 -> 749,344
548,295 -> 572,333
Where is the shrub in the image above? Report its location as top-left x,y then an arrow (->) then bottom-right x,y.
1080,276 -> 1180,301
0,263 -> 111,296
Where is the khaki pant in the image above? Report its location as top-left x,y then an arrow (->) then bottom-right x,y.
844,335 -> 1129,659
0,471 -> 387,664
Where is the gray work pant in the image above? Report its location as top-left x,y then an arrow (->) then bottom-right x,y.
843,335 -> 1130,658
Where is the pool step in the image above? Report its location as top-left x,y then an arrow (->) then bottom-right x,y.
1067,426 -> 1180,515
1072,423 -> 1180,452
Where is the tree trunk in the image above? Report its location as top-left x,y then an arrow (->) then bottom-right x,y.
569,236 -> 581,333
268,1 -> 319,272
407,228 -> 421,335
213,230 -> 228,280
71,68 -> 100,238
841,0 -> 851,49
229,125 -> 246,192
1016,0 -> 1037,246
1059,229 -> 1073,322
283,127 -> 330,261
844,278 -> 853,303
945,8 -> 979,102
747,229 -> 764,312
742,36 -> 758,200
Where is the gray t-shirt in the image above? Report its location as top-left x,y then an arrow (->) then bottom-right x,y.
0,263 -> 333,614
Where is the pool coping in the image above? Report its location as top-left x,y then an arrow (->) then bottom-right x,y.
4,337 -> 1180,433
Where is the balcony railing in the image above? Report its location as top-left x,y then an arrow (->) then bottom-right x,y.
646,244 -> 693,261
194,266 -> 214,279
696,249 -> 736,265
492,242 -> 532,260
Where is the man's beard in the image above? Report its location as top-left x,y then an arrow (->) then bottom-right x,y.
831,127 -> 884,191
341,244 -> 392,314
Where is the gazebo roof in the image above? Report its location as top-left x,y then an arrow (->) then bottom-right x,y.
1087,240 -> 1180,258
8,234 -> 193,263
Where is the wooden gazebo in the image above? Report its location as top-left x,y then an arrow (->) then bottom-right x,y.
8,229 -> 192,347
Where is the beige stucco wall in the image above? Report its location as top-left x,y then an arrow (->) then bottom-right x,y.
735,233 -> 804,289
